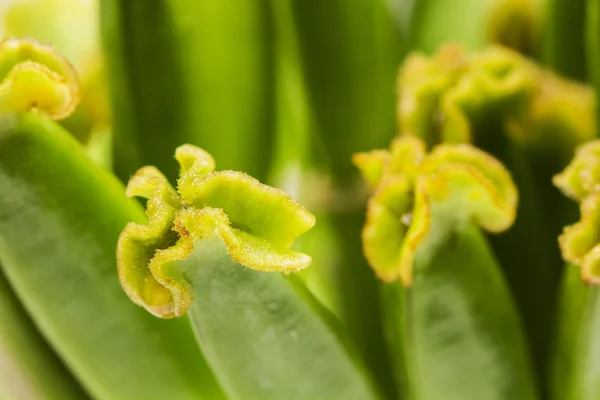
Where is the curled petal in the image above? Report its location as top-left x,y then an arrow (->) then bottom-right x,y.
117,144 -> 315,318
439,47 -> 535,143
554,141 -> 600,201
422,143 -> 518,231
352,150 -> 390,190
353,136 -> 425,190
397,44 -> 592,149
362,175 -> 413,282
558,194 -> 600,274
356,137 -> 517,285
176,144 -> 216,183
118,167 -> 180,318
555,141 -> 600,284
397,45 -> 466,146
507,73 -> 596,146
0,38 -> 79,119
178,171 -> 315,249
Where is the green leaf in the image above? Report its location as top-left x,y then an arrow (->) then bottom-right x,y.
0,270 -> 89,400
551,266 -> 600,400
117,144 -> 383,400
355,136 -> 539,399
383,222 -> 538,399
551,139 -> 600,399
186,237 -> 382,400
0,111 -> 224,400
395,45 -> 595,383
101,0 -> 272,181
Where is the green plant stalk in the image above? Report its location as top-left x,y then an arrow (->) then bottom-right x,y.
354,136 -> 538,399
383,222 -> 538,399
0,270 -> 89,400
117,143 -> 383,400
396,45 -> 595,384
101,0 -> 272,182
0,111 -> 225,400
184,237 -> 382,400
269,2 -> 400,396
543,0 -> 587,80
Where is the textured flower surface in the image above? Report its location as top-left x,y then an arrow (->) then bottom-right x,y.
118,144 -> 315,318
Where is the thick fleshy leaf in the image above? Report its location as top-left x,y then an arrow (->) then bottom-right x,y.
551,266 -> 600,400
552,139 -> 600,399
383,222 -> 538,400
354,136 -> 517,284
117,145 -> 383,400
356,136 -> 538,399
555,141 -> 600,283
396,44 -> 595,383
186,237 -> 381,400
118,144 -> 315,318
0,112 -> 224,400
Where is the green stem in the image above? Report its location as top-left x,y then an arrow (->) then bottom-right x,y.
355,135 -> 539,399
385,221 -> 539,399
552,266 -> 600,400
184,236 -> 383,400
